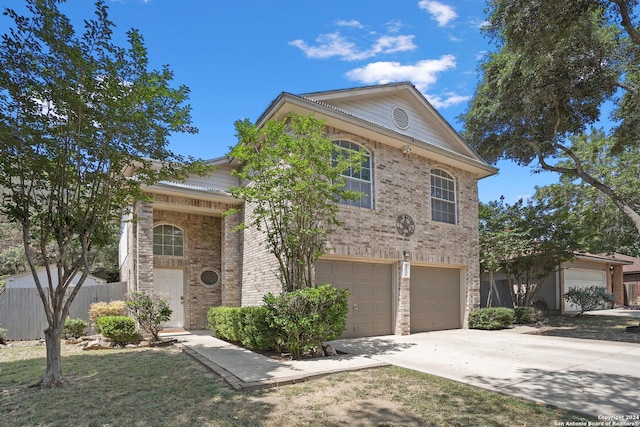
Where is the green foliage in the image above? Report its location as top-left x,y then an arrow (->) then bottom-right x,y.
513,307 -> 538,325
207,307 -> 242,343
263,284 -> 350,358
89,301 -> 127,328
0,0 -> 203,385
0,327 -> 7,344
96,316 -> 141,345
126,291 -> 172,342
237,306 -> 278,351
564,286 -> 614,314
479,197 -> 577,307
468,308 -> 515,330
228,113 -> 365,292
207,306 -> 277,351
463,0 -> 640,238
63,318 -> 88,339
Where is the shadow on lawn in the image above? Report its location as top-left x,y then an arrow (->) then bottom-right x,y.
0,348 -> 275,426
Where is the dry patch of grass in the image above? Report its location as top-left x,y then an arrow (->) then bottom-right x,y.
0,341 -> 591,426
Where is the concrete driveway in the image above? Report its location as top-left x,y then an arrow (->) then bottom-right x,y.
330,327 -> 640,418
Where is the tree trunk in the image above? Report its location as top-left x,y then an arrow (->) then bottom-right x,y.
486,271 -> 494,307
39,322 -> 67,388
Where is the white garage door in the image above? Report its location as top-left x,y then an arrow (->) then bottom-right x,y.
410,267 -> 461,332
563,268 -> 607,313
154,268 -> 184,328
315,260 -> 393,338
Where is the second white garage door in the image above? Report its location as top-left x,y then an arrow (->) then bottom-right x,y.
410,266 -> 461,332
315,260 -> 393,338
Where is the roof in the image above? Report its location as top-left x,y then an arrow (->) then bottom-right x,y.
256,82 -> 497,179
572,253 -> 634,266
612,253 -> 640,273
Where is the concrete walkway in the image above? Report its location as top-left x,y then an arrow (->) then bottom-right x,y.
174,310 -> 640,418
176,330 -> 388,390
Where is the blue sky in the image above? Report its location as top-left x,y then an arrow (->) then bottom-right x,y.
1,0 -> 560,203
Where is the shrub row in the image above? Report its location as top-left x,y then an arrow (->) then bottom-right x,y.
96,315 -> 142,345
208,284 -> 349,358
468,307 -> 515,330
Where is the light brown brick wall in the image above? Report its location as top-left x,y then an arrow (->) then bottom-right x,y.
153,210 -> 222,329
323,130 -> 481,331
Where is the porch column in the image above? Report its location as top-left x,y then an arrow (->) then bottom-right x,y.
221,209 -> 243,307
611,264 -> 624,307
135,200 -> 154,293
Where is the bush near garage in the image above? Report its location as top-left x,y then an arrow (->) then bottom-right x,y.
564,286 -> 614,314
208,284 -> 349,358
468,307 -> 515,330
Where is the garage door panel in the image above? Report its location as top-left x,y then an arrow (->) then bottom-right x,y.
316,260 -> 392,338
563,269 -> 607,312
411,267 -> 460,332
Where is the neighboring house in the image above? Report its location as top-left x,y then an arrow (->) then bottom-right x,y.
612,253 -> 640,305
119,82 -> 498,337
482,254 -> 631,313
3,266 -> 106,288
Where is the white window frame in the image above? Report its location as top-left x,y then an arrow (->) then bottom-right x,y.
333,140 -> 373,209
431,168 -> 457,224
153,224 -> 184,256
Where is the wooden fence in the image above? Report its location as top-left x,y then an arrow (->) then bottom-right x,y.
0,282 -> 127,341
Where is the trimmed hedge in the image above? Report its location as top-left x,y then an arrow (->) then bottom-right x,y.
207,284 -> 349,357
468,307 -> 515,330
514,307 -> 538,324
96,315 -> 141,345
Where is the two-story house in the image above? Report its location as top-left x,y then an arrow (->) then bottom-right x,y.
119,82 -> 497,338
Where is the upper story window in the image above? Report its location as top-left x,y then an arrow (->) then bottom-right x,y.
431,169 -> 457,225
333,140 -> 372,209
153,224 -> 184,256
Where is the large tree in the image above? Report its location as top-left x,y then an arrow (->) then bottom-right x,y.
228,113 -> 364,292
463,0 -> 640,234
0,0 -> 199,387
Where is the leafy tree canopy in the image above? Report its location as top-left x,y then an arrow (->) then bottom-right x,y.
463,0 -> 640,234
0,0 -> 201,387
228,113 -> 364,292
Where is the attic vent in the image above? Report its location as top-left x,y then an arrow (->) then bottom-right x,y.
392,107 -> 410,130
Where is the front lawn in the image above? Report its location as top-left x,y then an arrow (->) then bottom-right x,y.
0,341 -> 592,426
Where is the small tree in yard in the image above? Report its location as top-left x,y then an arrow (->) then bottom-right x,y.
126,291 -> 172,342
564,286 -> 614,315
228,113 -> 365,292
0,1 -> 202,387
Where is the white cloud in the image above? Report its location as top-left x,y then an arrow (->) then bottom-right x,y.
289,33 -> 416,61
418,0 -> 457,27
335,19 -> 364,29
426,92 -> 471,109
345,55 -> 456,92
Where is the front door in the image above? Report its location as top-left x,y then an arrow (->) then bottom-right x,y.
154,268 -> 184,328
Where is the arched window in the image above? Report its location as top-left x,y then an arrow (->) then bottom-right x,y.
333,140 -> 372,209
431,169 -> 456,224
153,224 -> 184,256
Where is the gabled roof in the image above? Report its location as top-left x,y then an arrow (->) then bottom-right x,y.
256,82 -> 497,179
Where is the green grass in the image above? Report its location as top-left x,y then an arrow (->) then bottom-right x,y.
0,343 -> 592,426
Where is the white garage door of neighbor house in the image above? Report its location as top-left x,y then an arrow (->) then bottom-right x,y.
563,268 -> 607,313
410,267 -> 461,333
154,268 -> 184,328
315,260 -> 393,339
